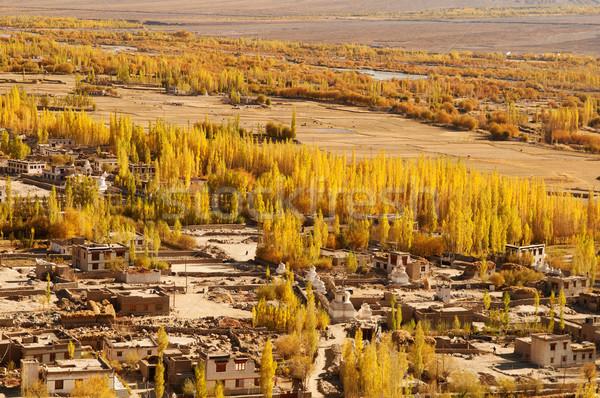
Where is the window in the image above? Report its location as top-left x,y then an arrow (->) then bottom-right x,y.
236,379 -> 244,388
564,282 -> 569,289
156,303 -> 163,311
590,353 -> 593,359
563,342 -> 568,350
216,362 -> 227,372
573,282 -> 577,288
143,304 -> 149,311
50,353 -> 56,362
583,280 -> 587,287
117,351 -> 123,357
562,356 -> 567,363
235,361 -> 246,371
421,266 -> 426,272
92,252 -> 100,261
147,350 -> 152,356
574,354 -> 577,360
92,264 -> 99,270
55,380 -> 64,390
130,304 -> 136,311
551,357 -> 554,364
550,344 -> 556,351
254,378 -> 260,386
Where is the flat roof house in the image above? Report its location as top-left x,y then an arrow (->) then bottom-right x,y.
2,329 -> 81,366
373,251 -> 411,274
7,159 -> 46,175
72,242 -> 129,272
103,337 -> 158,363
546,275 -> 589,297
514,333 -> 595,368
115,289 -> 170,316
21,357 -> 127,397
203,352 -> 261,396
505,243 -> 545,267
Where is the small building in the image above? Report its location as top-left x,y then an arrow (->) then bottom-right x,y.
72,242 -> 129,272
435,285 -> 452,303
115,289 -> 170,316
373,251 -> 411,274
48,138 -> 75,147
579,290 -> 600,311
413,305 -> 473,326
109,231 -> 146,251
129,163 -> 156,180
116,268 -> 161,284
21,357 -> 127,396
505,243 -> 545,267
203,352 -> 261,395
94,158 -> 118,173
2,329 -> 81,365
49,237 -> 86,255
42,165 -> 77,182
7,159 -> 46,175
102,337 -> 158,363
546,275 -> 588,297
319,248 -> 371,268
406,261 -> 429,281
514,333 -> 596,368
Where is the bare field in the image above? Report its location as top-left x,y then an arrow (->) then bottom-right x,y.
3,72 -> 600,192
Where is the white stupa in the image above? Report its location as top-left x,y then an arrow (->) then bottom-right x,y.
356,303 -> 373,321
390,266 -> 410,285
329,290 -> 356,322
313,276 -> 327,295
306,266 -> 318,284
276,262 -> 287,275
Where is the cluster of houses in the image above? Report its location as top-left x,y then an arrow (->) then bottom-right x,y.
309,241 -> 600,372
1,329 -> 261,397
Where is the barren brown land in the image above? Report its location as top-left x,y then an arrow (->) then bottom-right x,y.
4,1 -> 600,54
3,72 -> 600,193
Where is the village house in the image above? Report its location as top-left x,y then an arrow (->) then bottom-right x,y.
546,275 -> 589,297
578,290 -> 600,311
406,261 -> 429,281
21,357 -> 127,396
116,268 -> 161,284
203,352 -> 261,395
505,243 -> 545,267
319,248 -> 371,267
49,237 -> 86,255
514,333 -> 596,367
412,304 -> 474,326
373,251 -> 411,274
42,164 -> 78,182
0,329 -> 81,365
7,159 -> 46,175
108,231 -> 146,251
129,163 -> 156,180
72,242 -> 130,271
114,289 -> 170,316
48,138 -> 75,147
102,336 -> 158,363
93,157 -> 118,172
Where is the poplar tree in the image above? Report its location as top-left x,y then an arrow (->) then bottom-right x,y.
260,339 -> 276,398
413,322 -> 424,379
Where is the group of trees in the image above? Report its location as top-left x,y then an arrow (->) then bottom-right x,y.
4,23 -> 600,151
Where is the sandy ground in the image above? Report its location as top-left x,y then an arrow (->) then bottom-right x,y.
171,292 -> 252,319
187,227 -> 258,262
2,72 -> 600,192
0,177 -> 50,199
